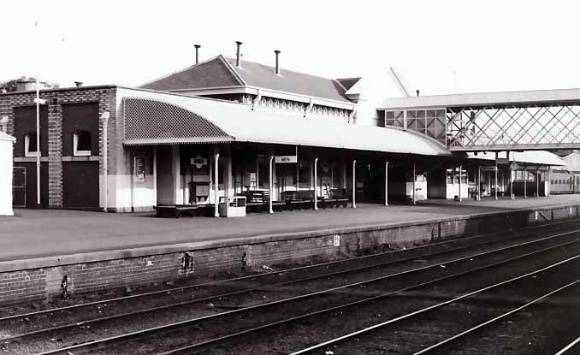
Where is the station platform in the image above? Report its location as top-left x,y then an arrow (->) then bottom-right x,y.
0,194 -> 578,262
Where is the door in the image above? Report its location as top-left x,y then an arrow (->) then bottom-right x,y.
12,167 -> 26,207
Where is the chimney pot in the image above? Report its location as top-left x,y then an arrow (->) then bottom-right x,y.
194,44 -> 201,64
274,50 -> 281,75
235,41 -> 243,67
416,89 -> 420,97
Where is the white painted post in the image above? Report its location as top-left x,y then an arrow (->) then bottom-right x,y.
214,152 -> 220,217
523,169 -> 527,199
536,169 -> 540,197
384,161 -> 389,206
255,159 -> 260,189
269,155 -> 274,214
477,166 -> 481,201
510,167 -> 514,199
458,165 -> 462,202
314,157 -> 318,210
412,162 -> 416,205
547,167 -> 551,197
101,112 -> 110,211
494,162 -> 498,201
352,160 -> 357,208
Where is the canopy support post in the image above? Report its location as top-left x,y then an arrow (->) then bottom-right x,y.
458,165 -> 463,202
213,151 -> 220,217
352,160 -> 357,209
269,155 -> 274,214
314,157 -> 319,210
523,168 -> 527,199
384,161 -> 389,207
412,162 -> 416,205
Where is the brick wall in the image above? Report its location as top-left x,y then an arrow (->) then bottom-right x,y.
0,86 -> 117,208
0,205 -> 577,305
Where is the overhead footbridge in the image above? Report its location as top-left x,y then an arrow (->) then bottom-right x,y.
380,88 -> 580,152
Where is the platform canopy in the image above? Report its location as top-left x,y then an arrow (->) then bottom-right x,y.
122,90 -> 451,157
467,151 -> 566,166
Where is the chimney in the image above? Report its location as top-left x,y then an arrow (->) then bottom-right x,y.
235,41 -> 242,67
194,44 -> 201,64
274,50 -> 281,75
416,89 -> 420,97
74,81 -> 83,88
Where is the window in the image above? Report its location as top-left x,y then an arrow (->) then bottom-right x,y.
24,133 -> 39,157
73,131 -> 91,156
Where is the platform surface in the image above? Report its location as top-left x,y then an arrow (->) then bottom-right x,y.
0,195 -> 579,262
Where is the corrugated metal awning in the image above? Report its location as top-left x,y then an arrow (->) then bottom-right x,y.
122,93 -> 450,156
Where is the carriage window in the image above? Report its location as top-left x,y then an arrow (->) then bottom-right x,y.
73,131 -> 92,156
24,133 -> 39,157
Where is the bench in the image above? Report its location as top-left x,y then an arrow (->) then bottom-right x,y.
319,188 -> 349,208
238,191 -> 286,213
155,205 -> 202,218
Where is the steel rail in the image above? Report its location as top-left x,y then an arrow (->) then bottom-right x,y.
4,221 -> 575,344
291,254 -> 580,355
111,237 -> 580,355
412,280 -> 580,354
554,336 -> 580,355
37,232 -> 580,355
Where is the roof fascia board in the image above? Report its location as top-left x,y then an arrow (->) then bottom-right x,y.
124,137 -> 233,146
245,86 -> 356,110
169,86 -> 356,110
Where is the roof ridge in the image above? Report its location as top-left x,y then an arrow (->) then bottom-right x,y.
218,55 -> 247,86
223,56 -> 341,83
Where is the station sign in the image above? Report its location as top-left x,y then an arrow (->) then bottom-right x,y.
190,155 -> 208,169
274,155 -> 297,164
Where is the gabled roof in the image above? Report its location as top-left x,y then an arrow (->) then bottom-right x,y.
141,55 -> 353,103
141,56 -> 244,91
223,58 -> 352,103
337,78 -> 361,91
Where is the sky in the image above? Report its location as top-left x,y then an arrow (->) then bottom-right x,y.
3,0 -> 580,95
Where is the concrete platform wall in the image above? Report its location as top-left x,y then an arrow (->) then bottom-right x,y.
0,204 -> 578,305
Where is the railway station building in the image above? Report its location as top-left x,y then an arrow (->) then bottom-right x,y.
0,46 -> 567,214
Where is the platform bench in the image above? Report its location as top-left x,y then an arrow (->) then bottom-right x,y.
155,205 -> 201,218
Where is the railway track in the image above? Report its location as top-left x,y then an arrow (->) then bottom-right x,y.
0,220 -> 578,354
292,259 -> 580,355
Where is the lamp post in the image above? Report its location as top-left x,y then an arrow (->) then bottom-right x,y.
33,79 -> 46,207
100,111 -> 111,212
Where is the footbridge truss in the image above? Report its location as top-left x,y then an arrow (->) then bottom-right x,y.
381,89 -> 580,152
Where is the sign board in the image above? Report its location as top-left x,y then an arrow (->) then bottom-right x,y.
496,158 -> 509,165
190,155 -> 208,169
480,166 -> 498,172
134,156 -> 145,183
274,155 -> 297,164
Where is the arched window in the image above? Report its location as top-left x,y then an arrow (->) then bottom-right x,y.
24,132 -> 39,157
73,131 -> 91,156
